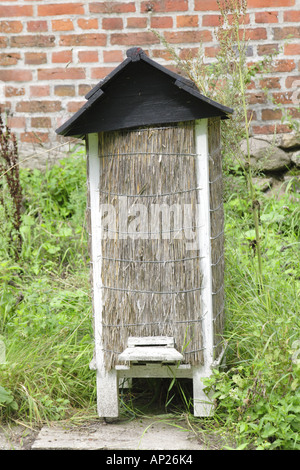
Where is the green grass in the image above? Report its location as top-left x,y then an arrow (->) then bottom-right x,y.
0,146 -> 299,449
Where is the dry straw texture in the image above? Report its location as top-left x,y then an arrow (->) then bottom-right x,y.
87,118 -> 224,370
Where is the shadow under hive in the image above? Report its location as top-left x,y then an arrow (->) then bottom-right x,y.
98,122 -> 204,370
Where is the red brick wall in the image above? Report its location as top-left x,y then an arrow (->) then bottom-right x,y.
0,0 -> 299,146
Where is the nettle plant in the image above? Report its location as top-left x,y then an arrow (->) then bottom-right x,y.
0,113 -> 22,259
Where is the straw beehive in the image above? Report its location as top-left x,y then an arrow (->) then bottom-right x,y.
56,47 -> 232,418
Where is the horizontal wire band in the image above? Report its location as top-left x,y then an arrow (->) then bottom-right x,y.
209,173 -> 222,184
102,315 -> 206,328
100,255 -> 203,264
184,347 -> 205,354
102,224 -> 203,236
213,303 -> 225,322
100,285 -> 204,295
211,252 -> 224,267
99,152 -> 197,158
99,186 -> 203,198
210,229 -> 224,240
210,201 -> 223,212
212,284 -> 224,296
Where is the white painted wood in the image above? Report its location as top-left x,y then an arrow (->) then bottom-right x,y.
193,119 -> 214,417
195,119 -> 214,371
127,336 -> 175,347
192,367 -> 214,417
88,133 -> 119,418
118,346 -> 183,363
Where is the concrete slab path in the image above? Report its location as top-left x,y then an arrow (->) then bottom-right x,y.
31,417 -> 204,451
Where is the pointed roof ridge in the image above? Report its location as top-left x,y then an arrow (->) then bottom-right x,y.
56,47 -> 233,137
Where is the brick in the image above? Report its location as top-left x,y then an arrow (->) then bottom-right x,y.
259,77 -> 281,89
0,70 -> 32,82
284,44 -> 300,55
249,0 -> 295,6
52,19 -> 74,31
202,15 -> 222,27
91,67 -> 115,79
179,48 -> 200,59
205,45 -> 220,57
286,107 -> 300,119
10,35 -> 55,48
31,117 -> 52,128
126,17 -> 148,28
247,92 -> 267,104
77,18 -> 98,30
16,101 -> 61,113
0,5 -> 33,17
243,28 -> 267,41
7,116 -> 26,129
89,2 -> 136,13
176,15 -> 199,27
0,21 -> 23,34
27,21 -> 48,32
285,75 -> 300,88
38,3 -> 84,16
164,30 -> 212,43
38,68 -> 85,80
284,11 -> 300,22
255,12 -> 278,23
78,51 -> 99,63
25,52 -> 47,65
194,0 -> 219,11
5,86 -> 25,97
111,32 -> 159,46
54,85 -> 76,97
252,124 -> 292,134
141,0 -> 188,12
103,50 -> 124,63
59,34 -> 106,47
0,53 -> 20,66
272,91 -> 293,104
20,132 -> 49,144
67,101 -> 86,113
150,17 -> 173,29
152,49 -> 174,60
261,108 -> 282,120
257,44 -> 279,55
52,50 -> 72,63
272,59 -> 296,72
202,13 -> 249,27
78,84 -> 93,96
273,26 -> 300,40
102,18 -> 123,30
0,37 -> 7,48
30,85 -> 50,97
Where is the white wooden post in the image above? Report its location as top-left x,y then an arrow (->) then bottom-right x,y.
88,133 -> 119,418
194,119 -> 214,416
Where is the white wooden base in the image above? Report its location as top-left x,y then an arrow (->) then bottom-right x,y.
96,364 -> 214,418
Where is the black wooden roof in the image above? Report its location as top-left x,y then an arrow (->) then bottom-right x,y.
56,47 -> 233,137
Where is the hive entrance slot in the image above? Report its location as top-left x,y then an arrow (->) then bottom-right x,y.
118,336 -> 184,363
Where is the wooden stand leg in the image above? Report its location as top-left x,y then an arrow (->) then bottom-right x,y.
97,369 -> 119,418
193,368 -> 214,417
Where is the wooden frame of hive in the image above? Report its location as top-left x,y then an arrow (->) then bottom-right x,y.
56,47 -> 233,417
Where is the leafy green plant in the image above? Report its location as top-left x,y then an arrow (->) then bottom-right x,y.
0,385 -> 18,415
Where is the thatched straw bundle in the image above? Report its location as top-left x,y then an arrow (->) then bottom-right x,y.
98,121 -> 204,370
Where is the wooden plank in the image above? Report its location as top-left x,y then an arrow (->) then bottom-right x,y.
118,346 -> 183,363
127,337 -> 174,347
